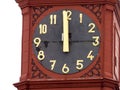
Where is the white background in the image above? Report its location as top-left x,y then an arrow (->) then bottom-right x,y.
0,0 -> 22,90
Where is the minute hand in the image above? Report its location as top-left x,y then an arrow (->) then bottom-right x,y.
63,10 -> 69,52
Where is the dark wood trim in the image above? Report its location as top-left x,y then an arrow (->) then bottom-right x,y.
14,78 -> 119,90
16,0 -> 118,9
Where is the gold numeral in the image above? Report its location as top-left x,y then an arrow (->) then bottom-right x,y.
92,36 -> 100,46
34,37 -> 41,47
88,23 -> 95,33
37,50 -> 45,61
79,13 -> 83,23
50,15 -> 57,24
62,64 -> 70,74
66,10 -> 72,20
76,60 -> 84,70
87,50 -> 94,60
50,60 -> 56,70
39,24 -> 47,34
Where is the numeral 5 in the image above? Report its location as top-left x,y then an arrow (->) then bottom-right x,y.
76,60 -> 84,70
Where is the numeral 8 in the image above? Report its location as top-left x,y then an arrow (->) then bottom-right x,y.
38,50 -> 45,61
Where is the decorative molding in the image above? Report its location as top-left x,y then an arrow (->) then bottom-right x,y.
31,59 -> 51,79
32,4 -> 102,26
81,57 -> 101,78
32,6 -> 52,26
81,4 -> 102,23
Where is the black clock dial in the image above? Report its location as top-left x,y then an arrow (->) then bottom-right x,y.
32,8 -> 100,74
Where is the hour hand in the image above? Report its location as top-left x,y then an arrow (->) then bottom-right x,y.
62,10 -> 69,52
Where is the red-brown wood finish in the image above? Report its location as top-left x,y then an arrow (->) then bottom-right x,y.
14,0 -> 120,90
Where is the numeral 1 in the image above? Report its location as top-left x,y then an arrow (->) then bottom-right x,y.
39,24 -> 47,34
79,13 -> 83,23
50,15 -> 57,24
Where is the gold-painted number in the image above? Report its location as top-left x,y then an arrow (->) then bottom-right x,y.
34,37 -> 41,47
66,10 -> 72,20
50,15 -> 57,24
50,60 -> 56,70
87,50 -> 94,60
88,23 -> 95,33
39,24 -> 47,34
37,50 -> 45,61
76,60 -> 84,70
92,36 -> 100,46
62,64 -> 70,74
79,13 -> 83,23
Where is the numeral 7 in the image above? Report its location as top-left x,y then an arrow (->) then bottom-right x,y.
50,60 -> 56,70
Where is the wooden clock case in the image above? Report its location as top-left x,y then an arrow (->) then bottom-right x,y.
14,0 -> 120,90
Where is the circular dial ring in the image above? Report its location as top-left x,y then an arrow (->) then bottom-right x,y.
32,6 -> 101,76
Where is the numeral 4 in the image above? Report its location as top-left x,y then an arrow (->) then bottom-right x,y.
87,50 -> 94,60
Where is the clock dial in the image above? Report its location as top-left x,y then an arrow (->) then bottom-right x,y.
32,8 -> 100,74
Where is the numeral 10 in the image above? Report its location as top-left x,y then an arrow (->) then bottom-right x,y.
39,24 -> 47,34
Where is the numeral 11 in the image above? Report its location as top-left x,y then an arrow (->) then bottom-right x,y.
50,15 -> 57,24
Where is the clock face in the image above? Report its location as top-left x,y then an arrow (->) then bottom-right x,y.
32,7 -> 100,75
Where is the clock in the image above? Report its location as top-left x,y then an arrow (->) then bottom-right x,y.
32,6 -> 101,75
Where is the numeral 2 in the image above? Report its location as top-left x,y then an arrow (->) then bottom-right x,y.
88,23 -> 95,33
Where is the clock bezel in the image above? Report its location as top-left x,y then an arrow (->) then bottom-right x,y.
31,6 -> 102,78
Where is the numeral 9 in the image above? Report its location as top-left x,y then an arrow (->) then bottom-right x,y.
34,37 -> 41,47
